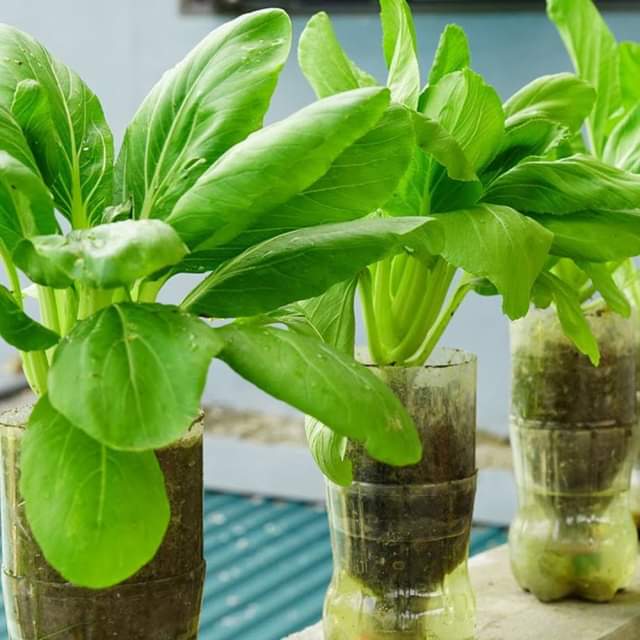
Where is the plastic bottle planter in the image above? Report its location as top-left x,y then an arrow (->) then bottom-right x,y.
323,349 -> 477,640
630,463 -> 640,530
509,308 -> 638,603
0,405 -> 205,640
629,331 -> 640,530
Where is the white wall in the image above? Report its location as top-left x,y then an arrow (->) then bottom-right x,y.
2,1 -> 639,433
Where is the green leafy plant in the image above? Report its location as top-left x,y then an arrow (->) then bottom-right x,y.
263,0 -> 640,483
540,0 -> 640,350
0,11 -> 454,588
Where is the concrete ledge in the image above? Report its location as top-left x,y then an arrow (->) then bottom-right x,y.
285,544 -> 640,640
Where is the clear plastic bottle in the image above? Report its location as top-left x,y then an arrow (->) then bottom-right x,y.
0,405 -> 205,639
629,320 -> 640,529
323,349 -> 477,640
509,308 -> 638,603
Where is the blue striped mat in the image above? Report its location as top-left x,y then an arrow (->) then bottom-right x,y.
0,491 -> 507,640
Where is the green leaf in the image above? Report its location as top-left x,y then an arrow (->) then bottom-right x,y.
578,261 -> 630,317
602,105 -> 640,173
274,278 -> 358,486
171,104 -> 414,274
0,151 -> 56,252
273,278 -> 358,357
536,271 -> 599,365
481,119 -> 568,185
216,324 -> 422,466
484,155 -> 640,214
532,210 -> 640,262
183,216 -> 443,318
0,106 -> 57,250
14,220 -> 188,289
427,24 -> 470,87
297,280 -> 357,486
48,304 -> 222,450
411,112 -> 476,182
298,12 -> 377,98
116,10 -> 291,222
433,204 -> 553,319
0,25 -> 113,227
503,73 -> 596,131
380,0 -> 421,108
21,396 -> 169,589
283,279 -> 358,487
619,41 -> 640,110
384,148 -> 430,217
421,69 -> 505,171
167,87 -> 391,249
552,257 -> 588,291
0,103 -> 40,174
0,284 -> 59,350
219,104 -> 415,257
305,416 -> 352,486
547,0 -> 620,156
380,0 -> 417,66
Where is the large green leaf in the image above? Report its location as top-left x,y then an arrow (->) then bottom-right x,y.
166,87 -> 391,249
0,103 -> 40,173
172,104 -> 414,274
48,304 -> 222,450
481,119 -> 568,185
380,0 -> 421,108
0,151 -> 56,252
427,24 -> 470,87
578,261 -> 630,317
14,220 -> 188,289
433,204 -> 553,319
274,278 -> 358,356
619,41 -> 640,111
602,105 -> 640,173
0,284 -> 59,351
0,106 -> 56,250
183,216 -> 443,318
547,0 -> 620,156
384,148 -> 430,216
299,280 -> 357,486
531,210 -> 640,262
274,278 -> 358,486
536,271 -> 599,365
503,73 -> 596,131
298,12 -> 377,98
380,0 -> 417,67
0,25 -> 113,227
21,396 -> 169,589
411,112 -> 476,182
216,324 -> 422,466
484,155 -> 640,214
420,69 -> 504,171
227,105 -> 414,252
116,10 -> 291,222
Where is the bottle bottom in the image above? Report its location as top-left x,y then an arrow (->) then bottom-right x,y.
323,563 -> 476,640
509,503 -> 637,602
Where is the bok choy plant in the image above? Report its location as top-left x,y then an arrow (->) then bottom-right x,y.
242,0 -> 640,482
290,0 -> 640,366
0,10 -> 449,588
522,0 -> 640,361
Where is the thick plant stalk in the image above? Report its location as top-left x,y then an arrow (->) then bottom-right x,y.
509,308 -> 638,603
324,349 -> 477,640
0,405 -> 205,640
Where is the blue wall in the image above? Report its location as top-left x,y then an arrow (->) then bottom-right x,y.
2,1 -> 639,433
